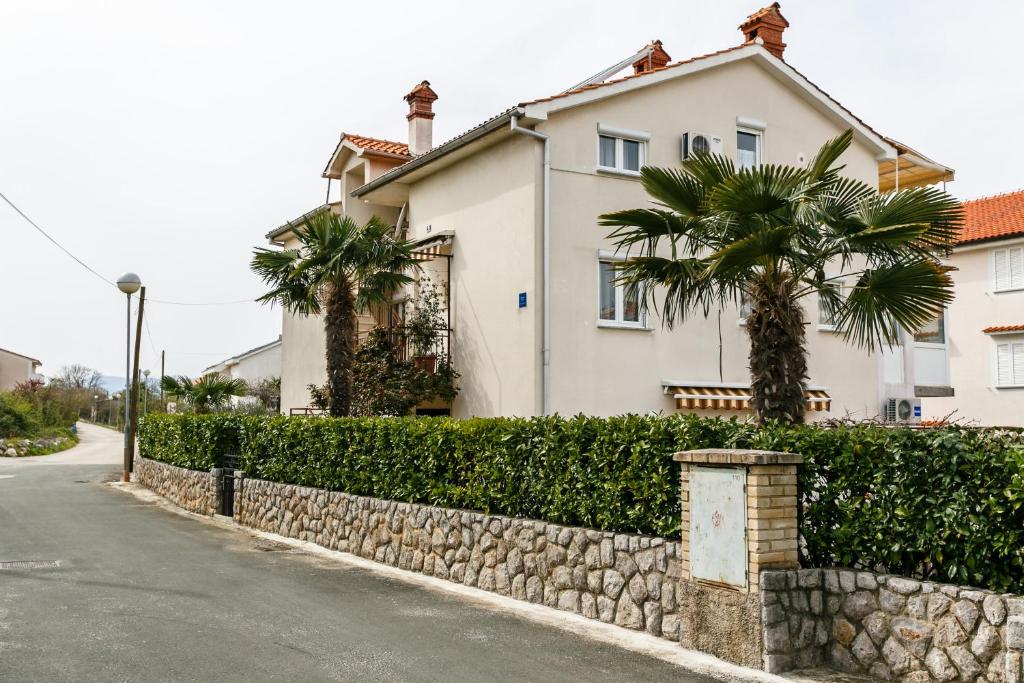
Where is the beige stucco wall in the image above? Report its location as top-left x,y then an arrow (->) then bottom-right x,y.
0,350 -> 39,391
532,57 -> 884,418
406,134 -> 542,417
924,241 -> 1024,426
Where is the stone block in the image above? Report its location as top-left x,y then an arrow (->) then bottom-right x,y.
984,594 -> 1007,626
1008,616 -> 1024,650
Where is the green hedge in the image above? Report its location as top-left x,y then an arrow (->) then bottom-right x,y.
138,413 -> 1024,591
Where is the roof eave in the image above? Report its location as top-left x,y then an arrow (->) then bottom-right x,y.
351,108 -> 523,198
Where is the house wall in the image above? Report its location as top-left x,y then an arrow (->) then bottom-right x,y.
405,134 -> 542,417
924,240 -> 1024,426
532,57 -> 884,418
0,350 -> 38,391
226,343 -> 281,384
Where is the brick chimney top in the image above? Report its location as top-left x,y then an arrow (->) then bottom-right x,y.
739,3 -> 790,60
404,80 -> 438,121
632,40 -> 671,75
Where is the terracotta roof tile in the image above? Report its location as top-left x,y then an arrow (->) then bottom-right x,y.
344,133 -> 410,158
958,189 -> 1024,245
983,325 -> 1024,334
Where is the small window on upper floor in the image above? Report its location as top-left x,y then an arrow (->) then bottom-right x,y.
994,246 -> 1024,292
598,257 -> 646,329
914,311 -> 946,345
996,339 -> 1024,387
597,127 -> 648,176
737,130 -> 761,170
818,282 -> 845,330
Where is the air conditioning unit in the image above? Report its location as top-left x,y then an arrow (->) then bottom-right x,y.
681,132 -> 723,160
883,397 -> 921,424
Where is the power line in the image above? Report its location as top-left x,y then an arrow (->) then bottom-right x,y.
0,190 -> 116,289
1,189 -> 262,306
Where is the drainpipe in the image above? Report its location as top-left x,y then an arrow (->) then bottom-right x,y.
510,114 -> 551,416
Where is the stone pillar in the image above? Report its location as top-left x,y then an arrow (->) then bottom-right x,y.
210,467 -> 222,517
233,470 -> 245,522
673,449 -> 801,592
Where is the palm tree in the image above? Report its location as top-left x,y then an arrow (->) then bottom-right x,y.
160,375 -> 247,414
599,130 -> 961,423
250,212 -> 419,416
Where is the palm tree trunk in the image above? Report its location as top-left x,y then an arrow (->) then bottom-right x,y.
324,281 -> 356,416
747,277 -> 808,424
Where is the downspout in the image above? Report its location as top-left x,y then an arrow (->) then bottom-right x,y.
510,114 -> 551,416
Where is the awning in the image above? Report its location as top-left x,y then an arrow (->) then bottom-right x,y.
661,381 -> 831,412
412,230 -> 454,260
877,138 -> 954,193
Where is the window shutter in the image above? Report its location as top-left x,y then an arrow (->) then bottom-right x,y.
1014,343 -> 1024,386
997,343 -> 1013,385
1011,247 -> 1024,289
995,250 -> 1010,290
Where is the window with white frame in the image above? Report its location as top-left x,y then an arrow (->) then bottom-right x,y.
818,282 -> 845,328
597,125 -> 648,175
736,130 -> 762,170
994,246 -> 1024,291
598,257 -> 645,328
913,311 -> 946,344
738,291 -> 753,323
996,339 -> 1024,387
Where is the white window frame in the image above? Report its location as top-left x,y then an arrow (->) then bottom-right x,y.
994,337 -> 1024,388
596,124 -> 649,177
597,251 -> 649,330
737,291 -> 753,326
736,117 -> 766,171
992,246 -> 1024,293
817,282 -> 845,331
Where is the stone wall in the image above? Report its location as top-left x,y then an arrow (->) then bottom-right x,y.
234,475 -> 686,642
761,567 -> 1024,682
133,456 -> 213,516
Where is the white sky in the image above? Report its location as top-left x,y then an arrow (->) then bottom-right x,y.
2,0 -> 1021,379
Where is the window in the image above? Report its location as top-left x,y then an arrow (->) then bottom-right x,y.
596,125 -> 649,176
598,258 -> 644,328
818,283 -> 845,328
737,130 -> 761,170
914,311 -> 946,344
738,291 -> 753,323
994,247 -> 1024,291
996,341 -> 1024,387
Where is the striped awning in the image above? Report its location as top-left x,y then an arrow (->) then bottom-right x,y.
662,382 -> 831,412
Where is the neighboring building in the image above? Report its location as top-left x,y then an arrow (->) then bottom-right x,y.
923,190 -> 1024,427
201,337 -> 282,408
0,347 -> 42,391
269,3 -> 954,420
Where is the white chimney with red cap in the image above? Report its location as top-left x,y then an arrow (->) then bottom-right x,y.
404,80 -> 438,156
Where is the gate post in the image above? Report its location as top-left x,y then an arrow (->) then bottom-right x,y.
210,467 -> 223,517
671,448 -> 802,670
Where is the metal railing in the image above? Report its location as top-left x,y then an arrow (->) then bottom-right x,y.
358,326 -> 452,369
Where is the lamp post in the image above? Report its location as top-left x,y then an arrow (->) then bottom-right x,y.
143,370 -> 150,415
92,394 -> 99,422
117,272 -> 141,482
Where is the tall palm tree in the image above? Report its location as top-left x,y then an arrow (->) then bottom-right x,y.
250,212 -> 419,416
599,130 -> 961,423
160,375 -> 247,414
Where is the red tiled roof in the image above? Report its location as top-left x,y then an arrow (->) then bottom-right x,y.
959,189 -> 1024,245
344,133 -> 410,158
983,325 -> 1024,334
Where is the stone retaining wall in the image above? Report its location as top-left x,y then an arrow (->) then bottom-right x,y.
133,456 -> 214,516
235,475 -> 686,642
761,568 -> 1024,681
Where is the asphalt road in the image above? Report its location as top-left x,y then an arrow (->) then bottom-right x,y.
0,423 -> 726,682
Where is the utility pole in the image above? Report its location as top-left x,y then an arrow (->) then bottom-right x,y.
160,350 -> 165,411
126,287 -> 146,477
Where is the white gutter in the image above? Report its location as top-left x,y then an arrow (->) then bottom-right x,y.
510,114 -> 551,416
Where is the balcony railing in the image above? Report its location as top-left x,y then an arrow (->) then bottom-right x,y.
357,326 -> 452,371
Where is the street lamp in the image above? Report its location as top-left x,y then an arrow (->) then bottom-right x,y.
92,394 -> 99,422
143,369 -> 151,415
117,272 -> 141,482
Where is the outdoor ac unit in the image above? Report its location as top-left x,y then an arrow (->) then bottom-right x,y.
681,132 -> 723,160
883,397 -> 921,424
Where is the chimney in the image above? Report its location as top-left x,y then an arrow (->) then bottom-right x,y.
404,80 -> 438,156
739,3 -> 790,60
632,40 -> 671,75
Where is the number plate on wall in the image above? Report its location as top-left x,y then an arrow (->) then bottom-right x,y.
689,467 -> 747,588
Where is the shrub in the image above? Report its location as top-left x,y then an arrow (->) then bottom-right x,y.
137,413 -> 1024,591
0,393 -> 42,437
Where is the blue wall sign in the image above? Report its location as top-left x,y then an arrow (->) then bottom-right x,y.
518,292 -> 527,308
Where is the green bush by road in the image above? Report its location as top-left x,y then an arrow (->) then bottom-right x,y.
139,413 -> 1024,591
